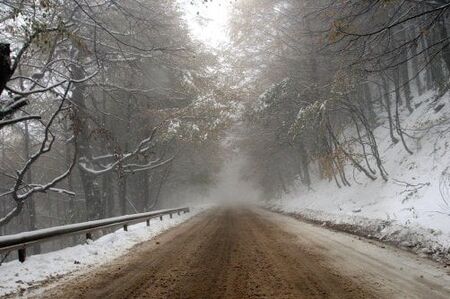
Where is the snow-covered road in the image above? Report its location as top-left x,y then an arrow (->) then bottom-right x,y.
25,207 -> 450,299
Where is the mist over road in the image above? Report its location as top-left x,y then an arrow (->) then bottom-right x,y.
37,208 -> 450,299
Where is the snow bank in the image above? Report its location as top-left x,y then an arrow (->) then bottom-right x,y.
0,205 -> 208,297
271,89 -> 450,263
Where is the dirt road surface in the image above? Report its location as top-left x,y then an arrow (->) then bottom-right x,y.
33,208 -> 450,298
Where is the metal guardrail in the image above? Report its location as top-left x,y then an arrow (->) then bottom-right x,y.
0,207 -> 190,263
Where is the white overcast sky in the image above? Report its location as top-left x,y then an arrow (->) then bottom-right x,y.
179,0 -> 232,48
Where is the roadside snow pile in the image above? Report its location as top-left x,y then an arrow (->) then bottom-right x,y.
0,206 -> 208,297
270,89 -> 450,263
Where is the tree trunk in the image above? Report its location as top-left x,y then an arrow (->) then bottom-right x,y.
397,25 -> 413,112
392,67 -> 403,106
71,61 -> 103,221
381,75 -> 399,144
23,120 -> 40,254
119,176 -> 128,215
427,29 -> 445,89
100,89 -> 114,217
399,51 -> 413,113
438,19 -> 450,74
421,36 -> 434,90
409,27 -> 423,96
102,173 -> 114,217
363,83 -> 377,126
298,141 -> 311,187
143,170 -> 150,211
394,84 -> 413,155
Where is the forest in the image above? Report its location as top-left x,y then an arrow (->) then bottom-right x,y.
1,0 -> 449,259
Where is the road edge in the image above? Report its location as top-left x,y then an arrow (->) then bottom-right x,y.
266,207 -> 450,266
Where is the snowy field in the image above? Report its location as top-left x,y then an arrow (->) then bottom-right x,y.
271,90 -> 450,263
0,206 -> 208,297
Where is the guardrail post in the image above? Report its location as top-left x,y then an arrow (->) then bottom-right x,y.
160,215 -> 163,221
146,219 -> 150,226
86,232 -> 92,241
169,213 -> 173,219
18,248 -> 26,263
123,224 -> 128,231
177,211 -> 181,216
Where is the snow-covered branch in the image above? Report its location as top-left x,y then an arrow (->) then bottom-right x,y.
79,128 -> 159,176
0,83 -> 77,227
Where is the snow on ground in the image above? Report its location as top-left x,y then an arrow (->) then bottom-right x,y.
0,205 -> 209,297
270,89 -> 450,263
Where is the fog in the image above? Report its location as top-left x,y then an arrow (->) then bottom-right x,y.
207,154 -> 261,207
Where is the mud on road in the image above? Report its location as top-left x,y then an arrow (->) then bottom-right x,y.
35,208 -> 450,299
